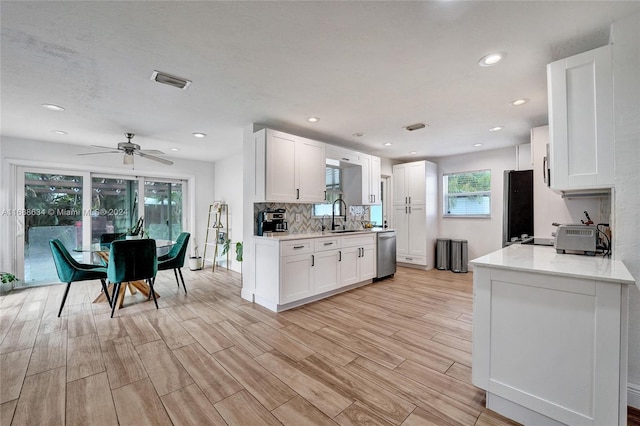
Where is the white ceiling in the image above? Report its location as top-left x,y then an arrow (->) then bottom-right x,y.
2,1 -> 639,164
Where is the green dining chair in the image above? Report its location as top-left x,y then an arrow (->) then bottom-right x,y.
157,232 -> 190,294
107,239 -> 158,317
49,239 -> 110,317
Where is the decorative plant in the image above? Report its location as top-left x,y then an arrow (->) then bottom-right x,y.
1,272 -> 19,284
222,239 -> 243,262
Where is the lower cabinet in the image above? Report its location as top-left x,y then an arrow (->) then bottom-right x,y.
255,234 -> 377,312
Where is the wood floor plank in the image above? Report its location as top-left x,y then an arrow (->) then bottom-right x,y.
213,346 -> 297,410
346,356 -> 481,425
206,300 -> 257,326
244,321 -> 315,361
278,308 -> 325,331
164,304 -> 199,322
326,307 -> 400,336
186,301 -> 227,324
0,399 -> 17,426
212,319 -> 273,357
67,333 -> 105,382
475,410 -> 521,426
94,313 -> 127,342
297,353 -> 415,424
66,372 -> 118,426
26,329 -> 67,376
334,401 -> 395,426
214,389 -> 282,426
161,383 -> 227,425
14,300 -> 45,323
121,313 -> 162,346
256,350 -> 354,418
101,336 -> 148,390
279,323 -> 358,366
173,342 -> 244,404
431,331 -> 472,352
37,316 -> 68,336
181,317 -> 233,353
238,303 -> 294,329
0,348 -> 31,404
391,330 -> 472,367
135,339 -> 194,396
0,319 -> 39,354
316,326 -> 406,369
12,366 -> 66,426
67,312 -> 97,338
445,362 -> 472,385
148,315 -> 196,349
112,378 -> 172,426
401,406 -> 457,426
272,395 -> 338,426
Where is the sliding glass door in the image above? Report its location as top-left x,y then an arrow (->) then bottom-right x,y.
91,177 -> 139,242
144,180 -> 183,240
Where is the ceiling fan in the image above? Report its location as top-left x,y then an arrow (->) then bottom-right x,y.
78,133 -> 174,165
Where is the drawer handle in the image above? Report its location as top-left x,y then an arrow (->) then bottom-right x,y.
311,254 -> 314,266
293,245 -> 304,249
324,242 -> 333,246
339,251 -> 341,261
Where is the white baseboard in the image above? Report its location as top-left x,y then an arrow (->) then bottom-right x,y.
629,382 -> 640,409
240,288 -> 254,303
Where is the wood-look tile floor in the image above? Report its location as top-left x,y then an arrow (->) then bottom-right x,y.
1,266 -> 637,426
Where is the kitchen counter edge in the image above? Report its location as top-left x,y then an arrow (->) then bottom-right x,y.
470,244 -> 636,285
254,229 -> 395,241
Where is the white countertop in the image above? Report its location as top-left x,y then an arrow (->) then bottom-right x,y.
470,244 -> 636,285
254,228 -> 394,241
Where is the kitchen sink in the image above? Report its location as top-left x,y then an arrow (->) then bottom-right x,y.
330,229 -> 363,234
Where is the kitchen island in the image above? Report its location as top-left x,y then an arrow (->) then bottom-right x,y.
471,244 -> 636,426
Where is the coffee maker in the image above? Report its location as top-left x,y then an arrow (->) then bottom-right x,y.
257,208 -> 288,236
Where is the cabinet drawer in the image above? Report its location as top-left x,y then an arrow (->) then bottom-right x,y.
314,237 -> 341,252
397,255 -> 426,266
341,234 -> 376,248
281,239 -> 313,256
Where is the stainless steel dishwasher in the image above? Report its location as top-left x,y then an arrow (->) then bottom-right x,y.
376,230 -> 396,279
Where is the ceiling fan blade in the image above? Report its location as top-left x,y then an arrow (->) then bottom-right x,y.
91,144 -> 121,150
77,150 -> 120,156
135,151 -> 174,165
138,149 -> 165,155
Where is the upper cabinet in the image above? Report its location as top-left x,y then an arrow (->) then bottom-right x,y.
393,160 -> 427,205
361,154 -> 381,205
547,44 -> 614,190
326,145 -> 381,206
255,129 -> 326,203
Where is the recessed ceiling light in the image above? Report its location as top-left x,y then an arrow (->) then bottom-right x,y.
307,117 -> 319,123
170,148 -> 180,152
489,126 -> 504,132
384,142 -> 392,146
479,52 -> 505,67
51,130 -> 68,135
409,151 -> 417,155
42,103 -> 65,111
473,143 -> 483,147
352,132 -> 364,137
192,132 -> 206,138
511,98 -> 529,106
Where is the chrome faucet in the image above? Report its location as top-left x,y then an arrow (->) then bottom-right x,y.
331,198 -> 347,230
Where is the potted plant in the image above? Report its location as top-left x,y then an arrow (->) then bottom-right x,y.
188,243 -> 203,271
221,240 -> 243,264
1,272 -> 19,293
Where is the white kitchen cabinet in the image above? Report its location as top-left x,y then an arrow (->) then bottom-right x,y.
547,44 -> 614,190
392,160 -> 437,268
471,245 -> 635,426
256,128 -> 326,202
254,233 -> 377,312
360,154 -> 381,205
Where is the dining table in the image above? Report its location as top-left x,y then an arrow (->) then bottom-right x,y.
82,239 -> 175,310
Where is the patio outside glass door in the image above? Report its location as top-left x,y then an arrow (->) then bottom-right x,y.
23,172 -> 84,285
91,177 -> 139,242
144,180 -> 183,240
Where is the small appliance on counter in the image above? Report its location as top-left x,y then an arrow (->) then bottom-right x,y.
554,224 -> 597,255
257,208 -> 288,236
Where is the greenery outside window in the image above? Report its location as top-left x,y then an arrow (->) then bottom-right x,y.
443,170 -> 491,217
313,165 -> 342,216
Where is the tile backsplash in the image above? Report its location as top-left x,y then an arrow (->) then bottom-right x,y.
254,203 -> 370,234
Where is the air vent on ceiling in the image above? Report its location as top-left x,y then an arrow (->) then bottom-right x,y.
150,70 -> 192,90
405,122 -> 427,131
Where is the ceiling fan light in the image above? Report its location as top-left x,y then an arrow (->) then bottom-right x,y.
123,154 -> 134,165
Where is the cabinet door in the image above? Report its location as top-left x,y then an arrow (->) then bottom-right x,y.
280,254 -> 313,304
313,249 -> 340,294
266,131 -> 297,201
297,137 -> 326,202
393,164 -> 408,205
547,45 -> 614,189
394,205 -> 409,258
360,155 -> 372,205
370,156 -> 381,205
407,161 -> 426,204
359,245 -> 377,281
339,246 -> 360,286
408,205 -> 427,257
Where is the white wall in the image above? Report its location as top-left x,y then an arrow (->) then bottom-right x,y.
434,146 -> 516,263
611,13 -> 640,407
0,136 -> 215,278
213,153 -> 244,273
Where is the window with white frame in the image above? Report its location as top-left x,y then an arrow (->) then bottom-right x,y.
313,165 -> 342,216
443,170 -> 491,217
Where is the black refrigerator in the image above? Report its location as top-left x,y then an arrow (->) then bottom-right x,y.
503,170 -> 534,246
